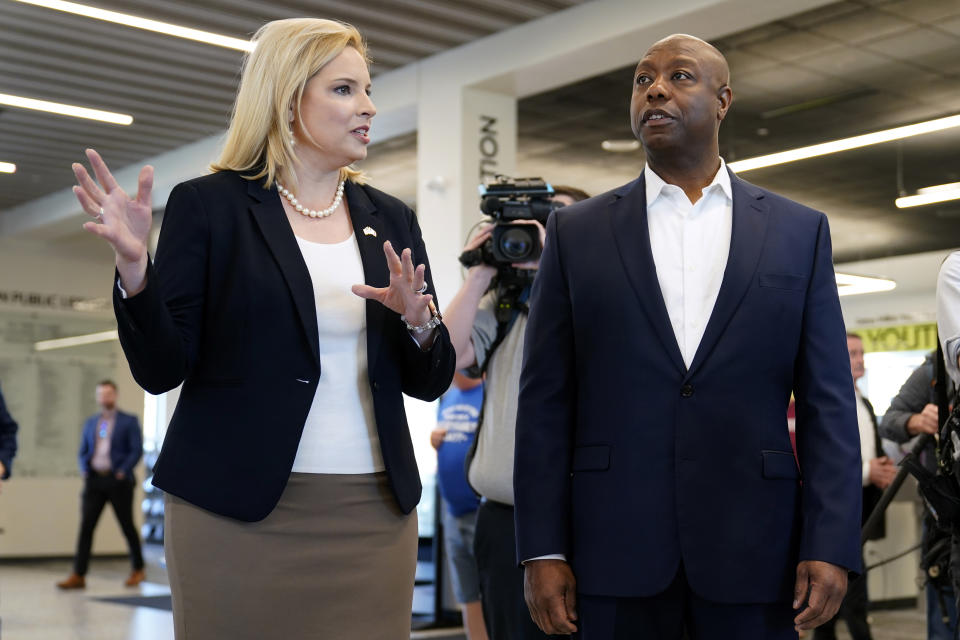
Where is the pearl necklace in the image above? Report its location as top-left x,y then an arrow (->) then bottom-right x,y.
277,180 -> 345,218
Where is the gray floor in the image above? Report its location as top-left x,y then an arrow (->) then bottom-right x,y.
0,547 -> 935,640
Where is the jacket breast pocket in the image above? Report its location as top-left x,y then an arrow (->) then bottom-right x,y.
572,445 -> 610,472
762,450 -> 800,480
758,273 -> 806,291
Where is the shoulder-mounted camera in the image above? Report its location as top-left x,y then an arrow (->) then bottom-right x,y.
459,176 -> 560,270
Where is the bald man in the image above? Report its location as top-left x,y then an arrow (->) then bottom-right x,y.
514,35 -> 861,639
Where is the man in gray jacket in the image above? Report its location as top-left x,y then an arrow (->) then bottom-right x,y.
881,352 -> 944,455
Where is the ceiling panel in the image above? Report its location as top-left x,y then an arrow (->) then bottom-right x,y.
879,0 -> 960,22
807,5 -> 912,42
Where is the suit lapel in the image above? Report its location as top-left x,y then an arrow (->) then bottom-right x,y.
247,179 -> 321,367
344,181 -> 389,373
608,177 -> 686,375
685,170 -> 769,379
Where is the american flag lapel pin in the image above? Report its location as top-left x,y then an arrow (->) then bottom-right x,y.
362,226 -> 377,237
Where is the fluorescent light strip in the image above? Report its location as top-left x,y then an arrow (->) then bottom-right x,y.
0,93 -> 132,125
34,329 -> 118,352
835,273 -> 896,297
896,189 -> 960,209
12,0 -> 254,51
917,182 -> 960,195
601,139 -> 641,152
0,162 -> 15,174
728,114 -> 960,173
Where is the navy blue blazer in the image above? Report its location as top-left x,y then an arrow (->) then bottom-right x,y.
114,172 -> 455,522
514,170 -> 861,604
78,410 -> 142,478
0,384 -> 17,479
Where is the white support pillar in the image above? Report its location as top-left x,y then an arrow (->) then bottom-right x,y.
416,81 -> 517,306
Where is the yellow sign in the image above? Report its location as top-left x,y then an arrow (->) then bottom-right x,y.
857,323 -> 938,353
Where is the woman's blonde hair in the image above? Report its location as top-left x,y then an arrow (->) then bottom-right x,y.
211,18 -> 368,189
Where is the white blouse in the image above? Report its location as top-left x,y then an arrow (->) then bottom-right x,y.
291,233 -> 384,474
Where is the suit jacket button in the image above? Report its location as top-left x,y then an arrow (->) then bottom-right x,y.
680,384 -> 694,398
372,381 -> 380,391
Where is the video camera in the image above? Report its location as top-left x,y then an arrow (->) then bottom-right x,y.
459,176 -> 560,270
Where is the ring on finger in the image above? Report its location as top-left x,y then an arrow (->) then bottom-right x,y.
96,207 -> 105,223
415,282 -> 428,294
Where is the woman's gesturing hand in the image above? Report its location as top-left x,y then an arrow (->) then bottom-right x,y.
73,148 -> 154,294
352,241 -> 435,328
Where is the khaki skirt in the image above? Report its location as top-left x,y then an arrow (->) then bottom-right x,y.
164,472 -> 417,640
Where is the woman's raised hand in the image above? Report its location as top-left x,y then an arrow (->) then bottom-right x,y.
73,149 -> 154,294
352,241 -> 435,333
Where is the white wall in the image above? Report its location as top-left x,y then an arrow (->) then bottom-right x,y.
0,236 -> 143,558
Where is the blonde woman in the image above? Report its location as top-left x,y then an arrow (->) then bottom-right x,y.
71,18 -> 455,639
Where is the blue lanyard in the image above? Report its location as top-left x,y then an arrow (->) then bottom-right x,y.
98,420 -> 109,439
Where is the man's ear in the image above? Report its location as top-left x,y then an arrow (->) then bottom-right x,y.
717,84 -> 733,122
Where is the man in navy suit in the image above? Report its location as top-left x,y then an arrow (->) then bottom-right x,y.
514,35 -> 861,639
58,380 -> 145,589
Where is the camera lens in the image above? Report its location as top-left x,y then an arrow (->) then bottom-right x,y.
498,227 -> 533,261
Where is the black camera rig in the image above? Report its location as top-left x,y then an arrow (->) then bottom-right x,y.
459,176 -> 559,275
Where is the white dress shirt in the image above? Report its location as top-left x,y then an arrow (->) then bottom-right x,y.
646,160 -> 733,367
855,389 -> 877,487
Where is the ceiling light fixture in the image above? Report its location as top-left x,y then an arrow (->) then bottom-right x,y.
728,113 -> 960,173
601,139 -> 641,152
0,93 -> 133,125
917,182 -> 960,195
0,162 -> 15,174
11,0 -> 254,51
34,329 -> 118,352
895,186 -> 960,209
835,273 -> 896,297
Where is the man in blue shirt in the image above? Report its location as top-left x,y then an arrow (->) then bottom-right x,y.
58,380 -> 145,589
432,371 -> 487,640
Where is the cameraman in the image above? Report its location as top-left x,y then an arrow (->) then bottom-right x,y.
443,185 -> 588,640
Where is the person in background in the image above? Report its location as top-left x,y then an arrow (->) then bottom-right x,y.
552,186 -> 590,207
443,183 -> 588,640
0,382 -> 18,493
57,380 -> 145,589
936,250 -> 960,636
814,334 -> 895,640
69,18 -> 454,639
880,352 -> 958,640
938,251 -> 960,388
431,371 -> 488,640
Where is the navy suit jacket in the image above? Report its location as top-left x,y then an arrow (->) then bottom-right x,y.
514,169 -> 861,604
114,172 -> 455,522
78,410 -> 142,478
